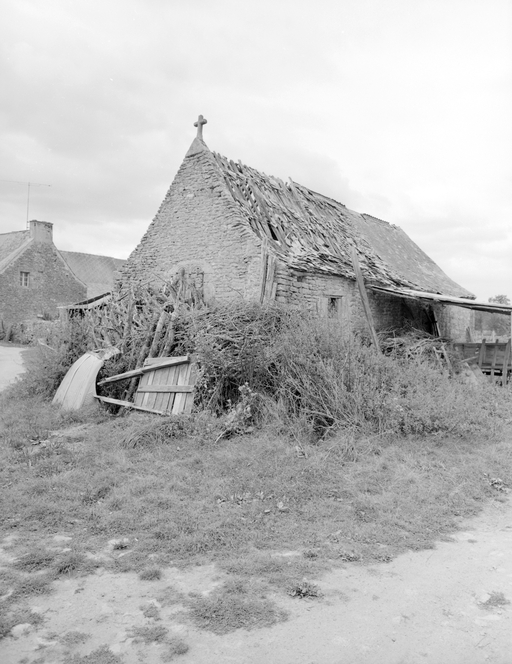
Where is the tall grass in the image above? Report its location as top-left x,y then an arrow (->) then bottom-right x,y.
270,317 -> 508,438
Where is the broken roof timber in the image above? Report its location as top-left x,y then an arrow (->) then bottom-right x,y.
59,292 -> 112,311
371,286 -> 512,315
211,149 -> 473,299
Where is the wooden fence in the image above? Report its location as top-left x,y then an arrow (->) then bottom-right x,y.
453,339 -> 511,385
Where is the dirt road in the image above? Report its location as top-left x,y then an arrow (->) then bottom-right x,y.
0,344 -> 26,392
2,497 -> 512,664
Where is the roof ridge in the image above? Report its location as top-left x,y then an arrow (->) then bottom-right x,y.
362,213 -> 392,224
60,249 -> 125,260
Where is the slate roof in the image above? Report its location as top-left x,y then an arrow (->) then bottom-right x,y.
0,230 -> 31,274
59,251 -> 126,299
0,228 -> 124,297
210,146 -> 474,299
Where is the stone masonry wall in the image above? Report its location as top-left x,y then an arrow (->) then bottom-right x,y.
272,266 -> 473,338
119,140 -> 263,303
273,267 -> 406,334
0,242 -> 86,326
436,304 -> 474,341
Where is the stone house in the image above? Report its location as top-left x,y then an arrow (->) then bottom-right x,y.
0,220 -> 125,328
120,122 -> 479,340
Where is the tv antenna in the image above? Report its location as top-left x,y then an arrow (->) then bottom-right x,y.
0,179 -> 52,227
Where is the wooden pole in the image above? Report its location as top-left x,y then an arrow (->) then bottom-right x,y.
351,247 -> 381,351
502,339 -> 511,387
478,339 -> 486,369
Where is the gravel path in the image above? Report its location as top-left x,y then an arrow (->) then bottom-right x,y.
0,344 -> 26,392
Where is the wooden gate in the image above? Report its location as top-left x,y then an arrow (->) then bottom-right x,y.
96,355 -> 197,415
134,356 -> 196,414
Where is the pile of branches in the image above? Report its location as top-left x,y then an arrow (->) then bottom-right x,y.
175,301 -> 290,411
379,326 -> 456,371
77,281 -> 289,409
73,270 -> 205,403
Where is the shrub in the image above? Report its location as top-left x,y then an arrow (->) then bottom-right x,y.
270,316 -> 509,438
8,319 -> 98,399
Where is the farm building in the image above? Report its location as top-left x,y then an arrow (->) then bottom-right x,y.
0,220 -> 125,328
120,118 -> 494,341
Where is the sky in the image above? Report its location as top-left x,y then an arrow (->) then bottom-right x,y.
0,0 -> 511,301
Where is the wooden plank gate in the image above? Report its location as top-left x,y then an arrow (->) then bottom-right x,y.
453,339 -> 511,386
96,355 -> 197,415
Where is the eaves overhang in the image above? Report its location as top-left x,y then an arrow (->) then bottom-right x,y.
371,286 -> 512,316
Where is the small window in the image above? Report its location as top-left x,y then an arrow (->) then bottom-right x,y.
327,297 -> 338,318
20,271 -> 30,287
326,296 -> 343,320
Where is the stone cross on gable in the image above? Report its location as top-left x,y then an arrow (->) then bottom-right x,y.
194,115 -> 207,139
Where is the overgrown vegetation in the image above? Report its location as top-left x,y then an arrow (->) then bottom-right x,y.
10,297 -> 512,441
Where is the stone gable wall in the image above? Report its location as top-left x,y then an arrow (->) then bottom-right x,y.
0,242 -> 86,326
119,143 -> 263,302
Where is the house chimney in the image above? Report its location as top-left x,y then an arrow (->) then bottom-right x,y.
29,220 -> 53,244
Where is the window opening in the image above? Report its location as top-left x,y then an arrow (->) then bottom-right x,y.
20,271 -> 30,287
328,297 -> 341,319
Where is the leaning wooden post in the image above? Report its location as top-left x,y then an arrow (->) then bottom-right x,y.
148,307 -> 169,358
351,246 -> 381,352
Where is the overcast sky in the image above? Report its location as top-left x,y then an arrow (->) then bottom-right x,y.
1,0 -> 510,300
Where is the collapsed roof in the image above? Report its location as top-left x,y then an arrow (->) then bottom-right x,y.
210,146 -> 474,300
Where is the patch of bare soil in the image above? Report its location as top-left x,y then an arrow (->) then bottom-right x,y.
1,499 -> 511,664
